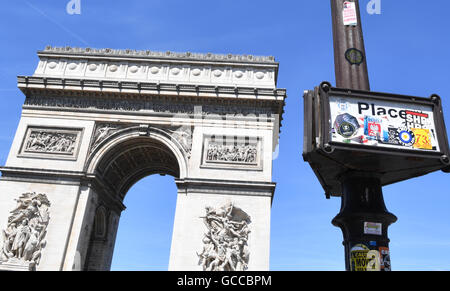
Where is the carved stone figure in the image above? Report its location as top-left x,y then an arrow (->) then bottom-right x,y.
167,127 -> 193,158
0,192 -> 51,270
92,124 -> 122,148
25,130 -> 77,154
197,203 -> 251,271
206,143 -> 258,164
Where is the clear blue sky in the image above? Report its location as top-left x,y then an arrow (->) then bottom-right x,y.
0,0 -> 449,271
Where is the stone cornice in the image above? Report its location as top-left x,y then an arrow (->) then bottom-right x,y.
0,166 -> 86,179
0,167 -> 126,211
39,46 -> 278,65
175,178 -> 276,197
17,76 -> 287,102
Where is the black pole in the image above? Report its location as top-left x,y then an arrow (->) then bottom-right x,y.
330,0 -> 397,271
331,0 -> 370,90
332,172 -> 397,271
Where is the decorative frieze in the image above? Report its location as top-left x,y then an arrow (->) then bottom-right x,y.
20,127 -> 82,159
0,192 -> 51,271
202,135 -> 262,170
23,94 -> 276,117
197,203 -> 251,271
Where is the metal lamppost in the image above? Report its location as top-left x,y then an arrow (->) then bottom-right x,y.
330,0 -> 396,272
302,0 -> 450,271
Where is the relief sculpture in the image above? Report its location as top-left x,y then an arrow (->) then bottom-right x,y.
25,130 -> 77,154
91,123 -> 125,149
206,143 -> 258,164
0,192 -> 51,270
197,203 -> 251,271
167,127 -> 193,158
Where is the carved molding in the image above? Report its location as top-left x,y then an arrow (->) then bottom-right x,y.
175,179 -> 276,198
20,127 -> 82,160
198,203 -> 251,271
0,192 -> 51,271
40,46 -> 277,64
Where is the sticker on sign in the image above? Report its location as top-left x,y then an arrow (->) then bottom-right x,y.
329,95 -> 440,152
343,1 -> 358,26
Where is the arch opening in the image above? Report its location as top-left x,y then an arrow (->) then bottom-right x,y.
83,135 -> 182,271
94,136 -> 181,200
110,174 -> 178,271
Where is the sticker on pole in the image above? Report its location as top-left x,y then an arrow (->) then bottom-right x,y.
379,247 -> 391,271
343,1 -> 358,26
345,48 -> 364,65
350,244 -> 381,271
364,222 -> 382,235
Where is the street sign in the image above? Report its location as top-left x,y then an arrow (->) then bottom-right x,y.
303,82 -> 450,197
330,95 -> 440,152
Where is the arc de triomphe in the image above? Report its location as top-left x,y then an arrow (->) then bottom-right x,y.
0,47 -> 286,271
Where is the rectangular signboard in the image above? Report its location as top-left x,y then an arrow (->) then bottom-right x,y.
329,95 -> 440,152
303,83 -> 450,197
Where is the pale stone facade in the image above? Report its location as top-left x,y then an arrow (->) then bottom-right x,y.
0,47 -> 286,271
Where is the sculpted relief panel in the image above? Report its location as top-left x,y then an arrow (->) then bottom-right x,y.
206,143 -> 258,164
20,127 -> 82,159
0,192 -> 51,271
197,203 -> 251,271
202,136 -> 262,169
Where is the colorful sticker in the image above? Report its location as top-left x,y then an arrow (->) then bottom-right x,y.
334,113 -> 360,138
350,244 -> 381,271
412,128 -> 433,150
364,116 -> 383,140
379,247 -> 391,271
398,128 -> 415,147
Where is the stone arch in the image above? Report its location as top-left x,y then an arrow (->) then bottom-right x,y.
80,126 -> 189,270
86,126 -> 189,199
